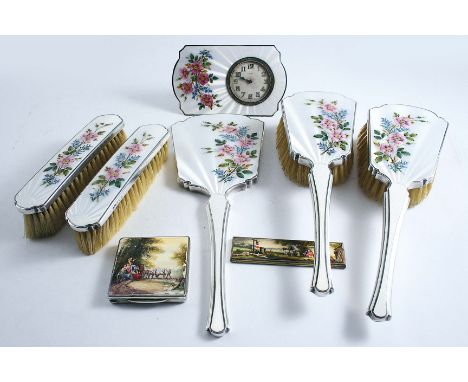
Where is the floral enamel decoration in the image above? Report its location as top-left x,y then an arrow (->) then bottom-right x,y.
202,121 -> 258,183
306,99 -> 351,155
42,122 -> 112,186
89,132 -> 154,201
176,49 -> 221,111
373,112 -> 426,172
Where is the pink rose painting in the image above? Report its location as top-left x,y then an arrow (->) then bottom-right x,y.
56,155 -> 75,169
217,144 -> 235,156
180,67 -> 190,79
394,115 -> 412,127
234,153 -> 249,164
189,62 -> 203,75
200,94 -> 214,108
379,142 -> 397,156
176,49 -> 221,110
89,131 -> 154,201
198,72 -> 210,86
388,132 -> 406,145
180,82 -> 192,94
81,130 -> 99,143
105,167 -> 121,181
329,129 -> 347,143
126,143 -> 143,155
238,137 -> 254,148
373,112 -> 426,172
42,124 -> 108,186
323,103 -> 337,113
222,125 -> 238,134
321,118 -> 338,130
307,98 -> 351,155
202,121 -> 259,183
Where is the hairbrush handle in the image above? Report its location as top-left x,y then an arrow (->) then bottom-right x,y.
367,183 -> 410,321
309,163 -> 334,296
206,193 -> 230,337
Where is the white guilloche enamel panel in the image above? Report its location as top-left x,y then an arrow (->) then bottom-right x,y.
66,124 -> 169,231
281,91 -> 356,167
14,115 -> 124,214
172,45 -> 286,116
368,104 -> 448,188
171,114 -> 264,196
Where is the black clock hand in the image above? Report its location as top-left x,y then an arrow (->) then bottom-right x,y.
239,76 -> 253,84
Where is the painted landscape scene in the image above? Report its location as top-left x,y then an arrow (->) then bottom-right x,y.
109,237 -> 189,299
230,237 -> 345,268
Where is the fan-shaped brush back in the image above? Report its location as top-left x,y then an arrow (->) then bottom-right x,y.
282,91 -> 356,167
171,114 -> 264,196
368,104 -> 448,189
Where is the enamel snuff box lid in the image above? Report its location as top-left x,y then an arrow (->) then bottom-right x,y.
108,237 -> 190,304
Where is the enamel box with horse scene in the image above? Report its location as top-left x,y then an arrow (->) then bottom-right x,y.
108,236 -> 190,303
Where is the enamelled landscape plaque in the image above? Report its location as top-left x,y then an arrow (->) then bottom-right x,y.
108,236 -> 190,303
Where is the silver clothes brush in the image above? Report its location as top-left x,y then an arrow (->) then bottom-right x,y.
14,115 -> 126,238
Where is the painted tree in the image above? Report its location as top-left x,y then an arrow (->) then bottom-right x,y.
171,243 -> 188,268
112,238 -> 163,282
170,242 -> 188,283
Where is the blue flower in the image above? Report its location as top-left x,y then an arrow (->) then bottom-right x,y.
388,161 -> 408,172
42,174 -> 59,186
380,118 -> 392,130
318,141 -> 335,155
237,126 -> 248,137
200,49 -> 213,59
71,139 -> 81,148
90,188 -> 110,202
114,153 -> 126,167
337,109 -> 348,119
75,144 -> 91,155
198,85 -> 213,93
213,168 -> 225,178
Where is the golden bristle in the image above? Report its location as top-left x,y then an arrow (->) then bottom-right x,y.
276,118 -> 353,186
357,124 -> 432,207
23,130 -> 127,239
75,142 -> 169,255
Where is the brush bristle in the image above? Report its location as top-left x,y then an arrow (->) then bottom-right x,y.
75,141 -> 169,255
357,124 -> 432,207
276,118 -> 353,186
23,130 -> 127,239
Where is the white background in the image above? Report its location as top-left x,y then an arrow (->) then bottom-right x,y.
1,36 -> 467,346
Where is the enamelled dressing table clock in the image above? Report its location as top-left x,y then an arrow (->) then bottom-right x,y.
172,45 -> 287,116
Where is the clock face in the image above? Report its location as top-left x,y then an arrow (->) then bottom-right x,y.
226,57 -> 275,106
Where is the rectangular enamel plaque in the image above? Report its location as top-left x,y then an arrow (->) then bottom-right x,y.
230,236 -> 346,269
108,236 -> 190,303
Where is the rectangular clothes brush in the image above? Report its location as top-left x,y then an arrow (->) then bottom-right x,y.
277,91 -> 356,296
14,115 -> 126,239
357,104 -> 448,321
66,124 -> 170,255
171,114 -> 264,337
